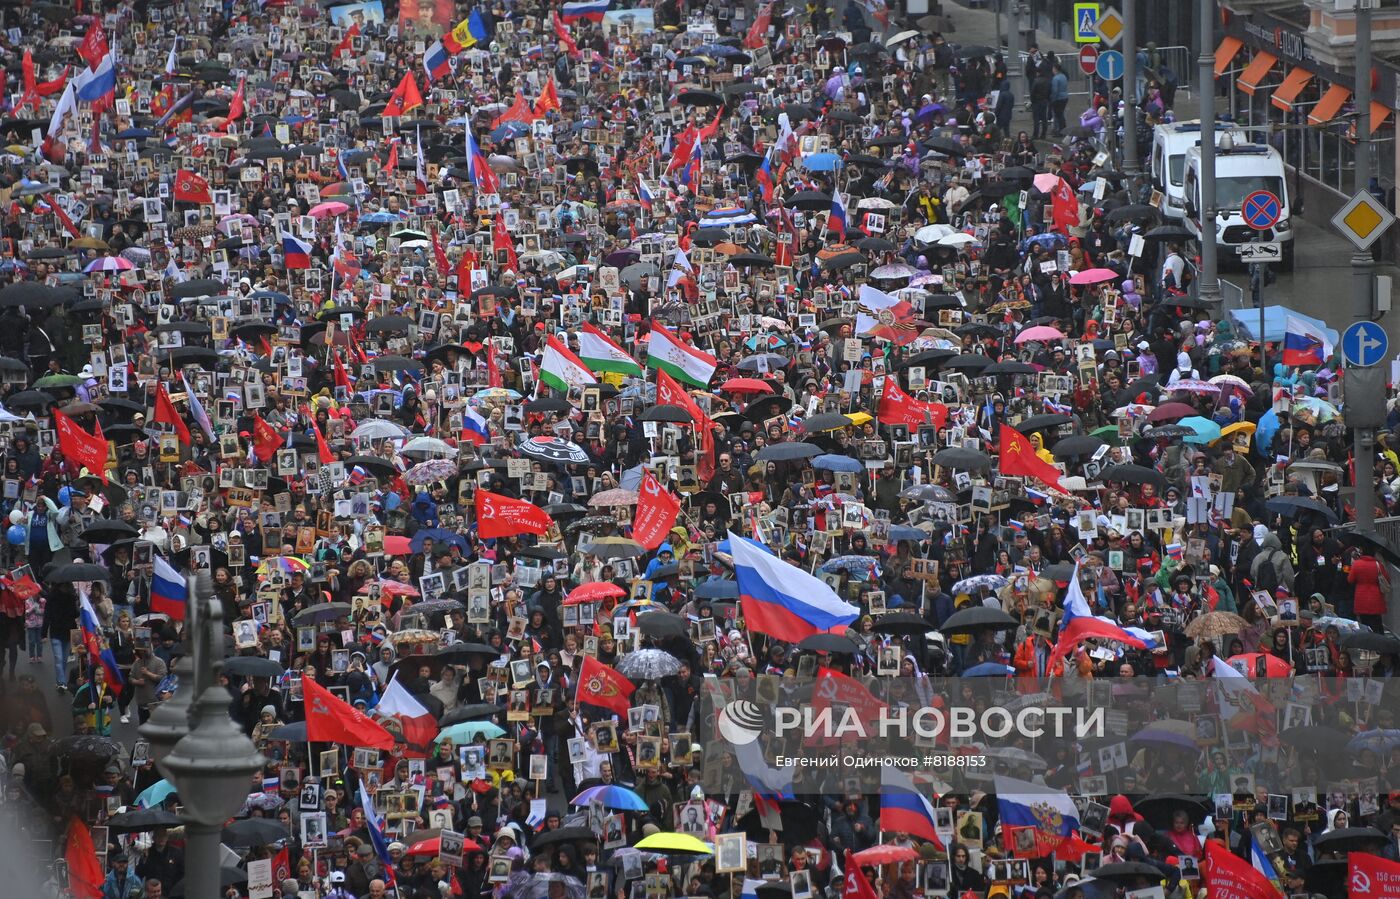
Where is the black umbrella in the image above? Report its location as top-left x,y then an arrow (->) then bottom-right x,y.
797,633 -> 862,654
1052,435 -> 1106,458
1104,204 -> 1159,223
5,389 -> 54,410
1144,424 -> 1194,439
1100,464 -> 1168,489
1313,826 -> 1388,853
1144,224 -> 1192,242
899,349 -> 959,370
1280,725 -> 1349,753
923,136 -> 967,157
222,656 -> 286,678
530,826 -> 599,850
268,721 -> 308,742
930,447 -> 991,471
785,190 -> 834,211
940,606 -> 1017,634
291,602 -> 354,625
525,397 -> 573,414
738,800 -> 819,842
756,442 -> 822,462
107,808 -> 183,833
46,562 -> 110,583
1130,794 -> 1211,828
436,642 -> 504,665
871,612 -> 931,636
636,611 -> 689,639
1344,529 -> 1400,567
221,817 -> 289,846
80,518 -> 141,542
728,252 -> 775,268
820,251 -> 866,271
1017,413 -> 1075,431
639,404 -> 693,424
676,89 -> 724,106
1342,630 -> 1400,654
855,236 -> 897,254
170,278 -> 226,299
1089,862 -> 1163,883
439,703 -> 504,726
1265,495 -> 1339,524
982,360 -> 1036,376
346,455 -> 398,479
799,412 -> 853,432
942,354 -> 992,373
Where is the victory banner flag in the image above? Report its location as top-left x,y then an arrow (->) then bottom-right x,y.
632,470 -> 681,550
475,490 -> 554,538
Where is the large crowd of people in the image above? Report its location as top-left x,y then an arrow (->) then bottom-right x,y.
0,0 -> 1394,898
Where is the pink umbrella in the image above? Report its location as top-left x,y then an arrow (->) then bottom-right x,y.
308,201 -> 351,218
1014,325 -> 1065,344
1032,172 -> 1060,193
1068,268 -> 1118,285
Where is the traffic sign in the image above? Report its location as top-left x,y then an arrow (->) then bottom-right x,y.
1095,50 -> 1124,82
1237,242 -> 1282,264
1343,320 -> 1389,368
1241,190 -> 1282,230
1078,45 -> 1099,75
1095,7 -> 1125,45
1332,189 -> 1396,251
1074,2 -> 1100,43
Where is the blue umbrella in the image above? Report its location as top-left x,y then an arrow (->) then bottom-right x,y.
251,290 -> 291,306
135,779 -> 178,808
1022,233 -> 1065,250
801,152 -> 842,172
694,579 -> 739,599
964,663 -> 1015,677
410,528 -> 469,553
889,525 -> 928,542
812,454 -> 863,473
1179,416 -> 1222,445
360,210 -> 402,224
489,122 -> 531,142
571,785 -> 650,812
718,535 -> 775,557
117,128 -> 154,139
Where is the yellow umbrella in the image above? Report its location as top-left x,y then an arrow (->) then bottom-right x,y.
847,412 -> 873,426
1220,421 -> 1256,438
634,832 -> 713,855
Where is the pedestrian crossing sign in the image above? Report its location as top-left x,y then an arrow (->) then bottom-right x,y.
1074,3 -> 1101,43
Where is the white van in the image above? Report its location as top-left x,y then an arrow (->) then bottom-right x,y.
1150,120 -> 1249,221
1183,139 -> 1294,271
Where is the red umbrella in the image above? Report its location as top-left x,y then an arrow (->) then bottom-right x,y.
1226,653 -> 1293,678
564,582 -> 627,605
384,535 -> 412,556
851,845 -> 919,865
405,835 -> 481,857
1147,402 -> 1198,423
720,377 -> 774,394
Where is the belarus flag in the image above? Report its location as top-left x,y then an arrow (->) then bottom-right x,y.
281,232 -> 313,269
1282,314 -> 1333,367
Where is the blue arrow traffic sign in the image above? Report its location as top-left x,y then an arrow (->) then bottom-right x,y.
1342,320 -> 1388,368
1095,50 -> 1124,82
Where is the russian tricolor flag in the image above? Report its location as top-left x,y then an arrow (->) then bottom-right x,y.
423,40 -> 451,83
1058,560 -> 1152,648
1282,314 -> 1332,367
281,231 -> 313,269
828,187 -> 848,240
74,54 -> 116,106
880,766 -> 943,846
465,126 -> 499,193
79,587 -> 123,687
151,555 -> 187,620
560,0 -> 609,22
993,775 -> 1080,838
462,405 -> 490,445
728,531 -> 858,642
637,175 -> 655,212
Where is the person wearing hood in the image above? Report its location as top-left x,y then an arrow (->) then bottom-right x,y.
1251,531 -> 1295,595
644,544 -> 675,581
1166,351 -> 1198,387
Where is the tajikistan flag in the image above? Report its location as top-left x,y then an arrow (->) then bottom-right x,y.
540,335 -> 598,392
646,322 -> 717,388
578,322 -> 642,376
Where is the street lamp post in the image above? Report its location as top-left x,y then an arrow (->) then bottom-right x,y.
1196,0 -> 1220,303
138,570 -> 264,899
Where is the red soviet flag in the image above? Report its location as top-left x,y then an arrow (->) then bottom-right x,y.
1204,841 -> 1283,899
492,214 -> 519,271
78,22 -> 109,71
745,2 -> 774,48
533,75 -> 561,119
382,71 -> 424,118
877,380 -> 948,429
252,415 -> 282,463
633,470 -> 680,550
1351,852 -> 1400,898
174,168 -> 212,204
843,851 -> 881,899
577,655 -> 635,716
475,490 -> 554,539
653,367 -> 715,483
997,423 -> 1068,493
54,408 -> 107,483
153,381 -> 191,445
65,817 -> 104,899
303,675 -> 394,749
227,76 -> 248,124
1050,175 -> 1080,235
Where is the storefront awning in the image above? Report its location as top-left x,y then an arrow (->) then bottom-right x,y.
1271,67 -> 1315,111
1372,101 -> 1392,133
1308,84 -> 1350,125
1214,37 -> 1244,77
1238,52 -> 1278,95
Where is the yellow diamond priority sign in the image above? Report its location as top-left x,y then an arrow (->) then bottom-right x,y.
1332,189 -> 1396,252
1095,8 -> 1124,46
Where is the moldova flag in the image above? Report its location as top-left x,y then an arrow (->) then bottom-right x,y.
281,231 -> 313,269
442,9 -> 489,53
151,556 -> 187,620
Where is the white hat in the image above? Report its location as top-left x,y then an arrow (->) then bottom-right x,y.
1177,351 -> 1192,371
1254,524 -> 1268,546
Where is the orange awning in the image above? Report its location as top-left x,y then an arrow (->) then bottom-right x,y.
1271,67 -> 1314,111
1372,101 -> 1392,133
1238,52 -> 1278,95
1308,84 -> 1350,125
1214,37 -> 1244,77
